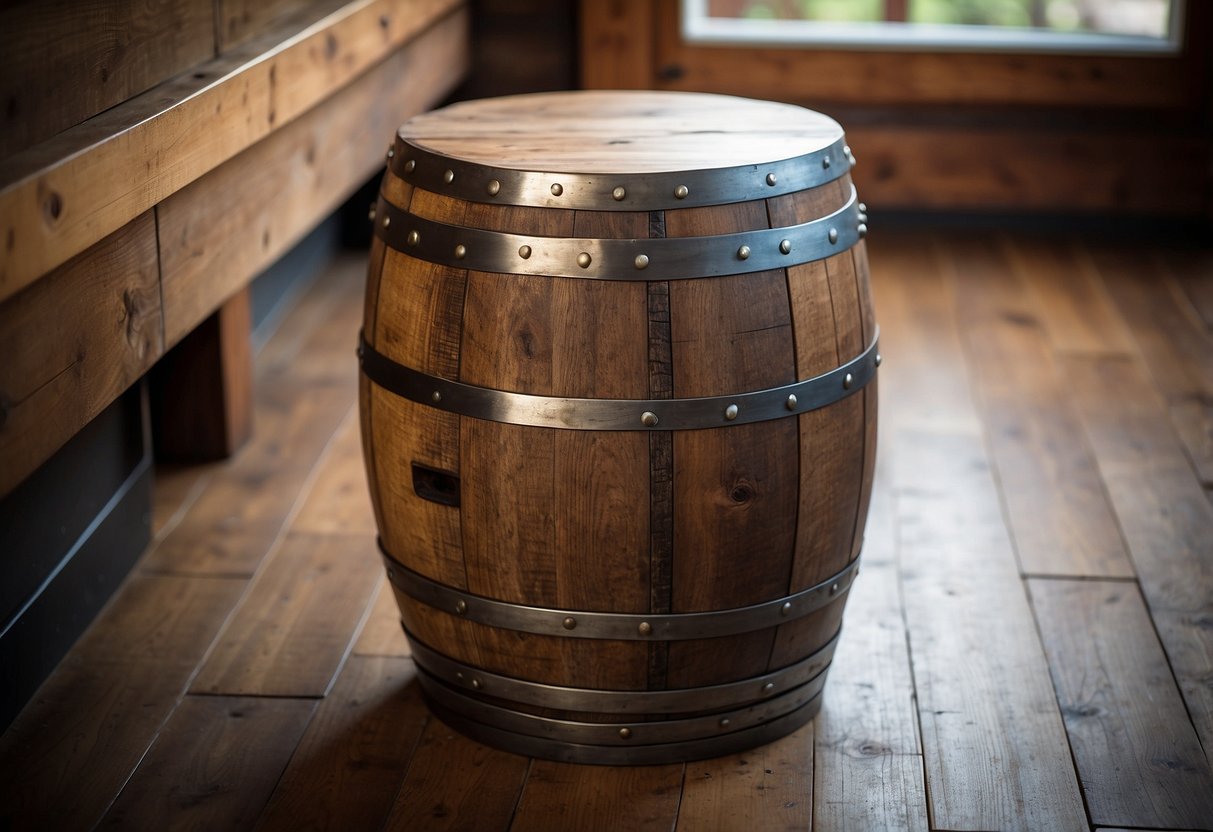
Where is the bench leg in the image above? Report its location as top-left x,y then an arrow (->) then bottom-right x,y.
151,288 -> 253,461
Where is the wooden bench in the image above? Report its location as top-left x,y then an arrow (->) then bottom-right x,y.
0,0 -> 471,497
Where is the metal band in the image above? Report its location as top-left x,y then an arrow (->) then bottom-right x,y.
359,329 -> 878,432
374,186 -> 862,280
383,545 -> 857,641
416,664 -> 826,746
405,627 -> 840,715
391,136 -> 853,211
422,688 -> 822,766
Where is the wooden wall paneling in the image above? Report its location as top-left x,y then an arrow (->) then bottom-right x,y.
1029,578 -> 1213,829
944,236 -> 1134,578
578,0 -> 654,90
384,719 -> 530,831
510,761 -> 685,832
0,0 -> 469,304
157,9 -> 470,348
1088,247 -> 1213,486
151,287 -> 254,461
0,0 -> 216,161
813,461 -> 928,832
1062,353 -> 1213,751
0,575 -> 245,830
256,656 -> 427,831
676,728 -> 812,830
96,696 -> 316,830
216,0 -> 341,52
0,211 -> 161,499
895,431 -> 1088,832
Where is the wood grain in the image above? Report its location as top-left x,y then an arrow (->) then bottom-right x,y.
256,656 -> 426,831
1160,247 -> 1213,330
0,575 -> 245,830
353,577 -> 409,657
143,386 -> 353,575
0,0 -> 469,303
677,726 -> 812,831
578,0 -> 654,89
944,235 -> 1134,577
0,0 -> 215,160
157,7 -> 469,347
1063,354 -> 1213,751
216,0 -> 343,51
0,211 -> 161,499
190,532 -> 383,696
289,408 -> 376,536
511,760 -> 684,832
384,717 -> 529,830
1029,578 -> 1213,829
96,696 -> 315,830
813,464 -> 928,832
896,431 -> 1087,832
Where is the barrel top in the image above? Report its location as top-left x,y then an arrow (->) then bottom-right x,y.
397,91 -> 844,175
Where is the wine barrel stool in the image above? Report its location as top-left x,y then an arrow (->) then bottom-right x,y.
358,90 -> 878,765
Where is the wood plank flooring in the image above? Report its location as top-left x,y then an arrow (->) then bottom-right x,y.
3,231 -> 1212,830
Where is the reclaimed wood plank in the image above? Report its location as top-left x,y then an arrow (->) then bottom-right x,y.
1090,246 -> 1213,484
190,532 -> 383,696
1029,578 -> 1213,829
256,656 -> 427,831
511,760 -> 684,832
157,16 -> 468,347
944,235 -> 1134,577
0,211 -> 162,498
0,575 -> 245,830
0,0 -> 215,160
353,577 -> 409,657
677,726 -> 811,831
0,0 -> 469,302
896,432 -> 1087,831
289,408 -> 376,536
1062,353 -> 1213,751
813,462 -> 929,832
96,696 -> 315,830
384,718 -> 529,831
1159,247 -> 1213,330
578,0 -> 653,89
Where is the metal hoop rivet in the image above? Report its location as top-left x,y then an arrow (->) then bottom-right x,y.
634,254 -> 650,270
724,404 -> 739,421
674,184 -> 689,199
641,411 -> 659,428
638,621 -> 653,635
843,373 -> 854,390
455,671 -> 464,682
550,183 -> 563,196
403,159 -> 416,173
858,202 -> 867,213
765,173 -> 777,186
779,239 -> 792,255
382,216 -> 391,229
454,599 -> 467,614
612,186 -> 626,201
431,391 -> 442,403
443,169 -> 455,184
719,717 -> 731,728
762,682 -> 775,696
781,601 -> 793,616
822,157 -> 831,169
828,228 -> 838,245
737,245 -> 751,260
367,205 -> 376,222
829,582 -> 840,595
406,230 -> 420,246
518,245 -> 532,259
785,394 -> 798,410
619,727 -> 632,739
386,146 -> 395,160
471,678 -> 482,690
875,353 -> 883,367
576,252 -> 592,269
562,616 -> 577,630
486,179 -> 501,196
858,223 -> 868,239
454,244 -> 467,260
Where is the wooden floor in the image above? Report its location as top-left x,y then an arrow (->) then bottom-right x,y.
2,229 -> 1212,831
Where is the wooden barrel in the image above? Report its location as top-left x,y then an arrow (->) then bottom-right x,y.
359,90 -> 878,765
